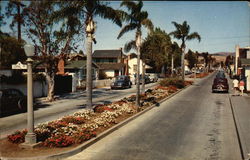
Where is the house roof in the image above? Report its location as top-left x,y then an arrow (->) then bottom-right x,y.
98,63 -> 125,70
92,49 -> 123,58
64,60 -> 99,69
240,58 -> 250,66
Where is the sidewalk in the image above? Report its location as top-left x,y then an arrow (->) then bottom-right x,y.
230,95 -> 250,160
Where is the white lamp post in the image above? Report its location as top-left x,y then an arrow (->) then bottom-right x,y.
22,44 -> 36,146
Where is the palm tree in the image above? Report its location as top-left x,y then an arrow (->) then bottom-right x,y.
64,1 -> 122,109
170,21 -> 201,81
170,42 -> 180,77
5,0 -> 25,42
117,0 -> 153,107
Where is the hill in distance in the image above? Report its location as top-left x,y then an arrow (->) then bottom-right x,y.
211,52 -> 235,56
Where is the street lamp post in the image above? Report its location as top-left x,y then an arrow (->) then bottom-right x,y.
21,44 -> 36,147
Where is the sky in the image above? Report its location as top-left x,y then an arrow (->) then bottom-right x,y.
1,1 -> 250,54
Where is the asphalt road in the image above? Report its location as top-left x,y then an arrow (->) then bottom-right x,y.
0,82 -> 157,139
66,72 -> 242,160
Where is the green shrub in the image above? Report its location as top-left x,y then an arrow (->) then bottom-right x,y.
159,78 -> 185,89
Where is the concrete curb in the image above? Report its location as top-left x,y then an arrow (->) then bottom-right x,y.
1,85 -> 190,160
229,96 -> 250,160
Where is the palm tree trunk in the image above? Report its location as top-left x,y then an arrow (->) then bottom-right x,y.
171,54 -> 174,77
86,33 -> 93,109
136,35 -> 141,107
141,61 -> 145,94
17,1 -> 21,43
181,47 -> 185,81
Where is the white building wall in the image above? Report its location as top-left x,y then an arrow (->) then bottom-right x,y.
105,70 -> 115,77
128,58 -> 143,76
0,81 -> 48,97
245,67 -> 250,91
0,70 -> 12,76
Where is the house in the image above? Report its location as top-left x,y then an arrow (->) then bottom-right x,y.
92,49 -> 126,78
57,55 -> 100,92
126,53 -> 152,83
235,45 -> 250,91
126,53 -> 153,75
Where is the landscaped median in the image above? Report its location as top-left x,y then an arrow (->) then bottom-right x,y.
0,78 -> 193,159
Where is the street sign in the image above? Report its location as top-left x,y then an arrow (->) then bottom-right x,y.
12,61 -> 27,69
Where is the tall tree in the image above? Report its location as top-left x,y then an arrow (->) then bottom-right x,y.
5,0 -> 25,42
170,21 -> 201,81
118,0 -> 153,107
22,1 -> 58,101
0,32 -> 26,68
201,52 -> 209,72
141,28 -> 171,74
22,1 -> 81,101
170,42 -> 181,77
186,49 -> 198,71
64,0 -> 122,109
51,2 -> 84,54
0,3 -> 6,27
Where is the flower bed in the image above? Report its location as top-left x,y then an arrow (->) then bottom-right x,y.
7,82 -> 192,148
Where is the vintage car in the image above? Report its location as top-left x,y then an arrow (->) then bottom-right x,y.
0,88 -> 27,116
110,75 -> 132,89
134,74 -> 151,84
212,72 -> 229,93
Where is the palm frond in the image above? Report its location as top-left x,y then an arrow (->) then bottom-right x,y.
186,32 -> 201,42
137,11 -> 148,22
141,18 -> 154,33
124,40 -> 136,53
120,0 -> 136,12
169,31 -> 182,39
95,4 -> 122,27
171,21 -> 181,31
117,23 -> 137,39
136,0 -> 143,12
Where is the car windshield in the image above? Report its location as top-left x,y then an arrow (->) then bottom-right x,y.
116,80 -> 124,83
116,76 -> 125,80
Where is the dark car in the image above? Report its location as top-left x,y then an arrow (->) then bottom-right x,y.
135,74 -> 151,84
212,72 -> 229,93
0,88 -> 27,116
111,75 -> 132,89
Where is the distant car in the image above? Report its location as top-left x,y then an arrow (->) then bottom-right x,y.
111,75 -> 132,89
0,88 -> 27,116
185,70 -> 192,75
135,74 -> 151,84
148,73 -> 158,83
212,72 -> 229,93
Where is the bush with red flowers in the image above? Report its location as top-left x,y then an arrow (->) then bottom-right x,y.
43,135 -> 74,147
7,130 -> 27,144
74,129 -> 97,143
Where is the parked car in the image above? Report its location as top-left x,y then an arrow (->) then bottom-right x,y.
110,75 -> 132,89
148,73 -> 158,83
0,88 -> 27,116
212,72 -> 229,93
135,74 -> 151,84
185,70 -> 192,75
